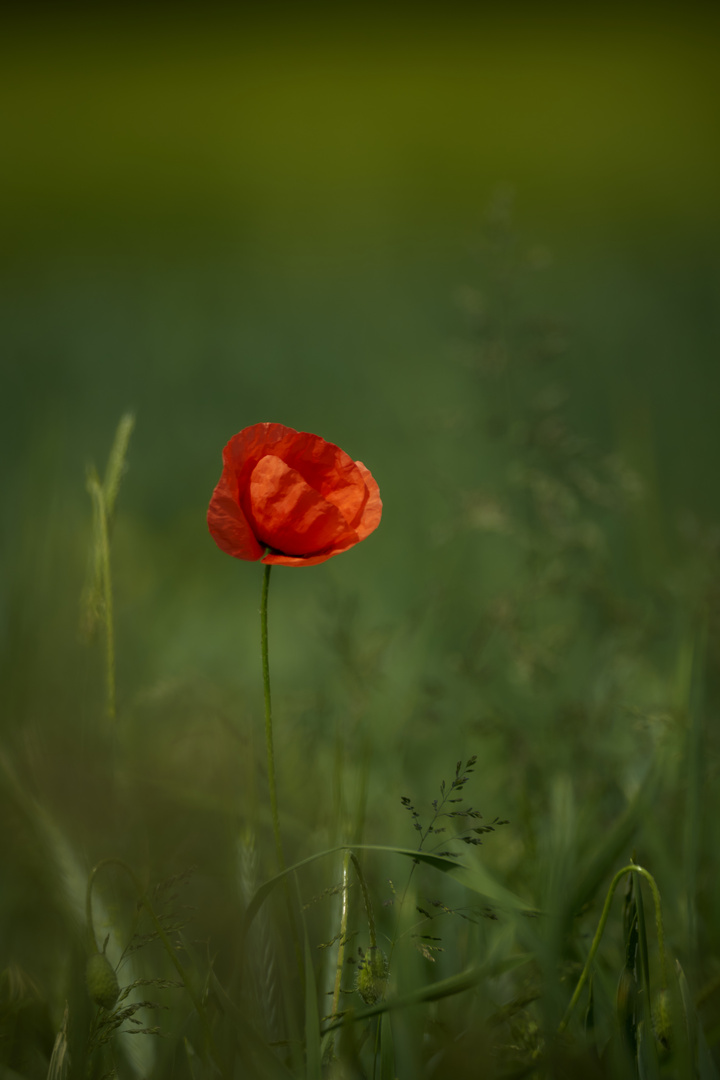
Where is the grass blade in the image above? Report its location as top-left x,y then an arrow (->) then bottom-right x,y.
304,932 -> 321,1080
321,953 -> 531,1034
239,844 -> 471,964
380,1011 -> 395,1080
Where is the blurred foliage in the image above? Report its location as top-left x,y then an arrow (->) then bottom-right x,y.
1,6 -> 720,1077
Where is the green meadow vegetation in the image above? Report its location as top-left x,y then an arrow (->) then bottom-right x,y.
2,9 -> 720,1079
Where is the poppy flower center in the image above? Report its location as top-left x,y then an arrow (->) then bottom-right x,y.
246,454 -> 355,557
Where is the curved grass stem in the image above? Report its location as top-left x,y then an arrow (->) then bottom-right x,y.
558,862 -> 668,1033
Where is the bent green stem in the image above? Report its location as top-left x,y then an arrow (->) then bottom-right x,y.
558,862 -> 668,1033
261,563 -> 285,873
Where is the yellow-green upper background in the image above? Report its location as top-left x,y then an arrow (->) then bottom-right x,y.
3,7 -> 719,253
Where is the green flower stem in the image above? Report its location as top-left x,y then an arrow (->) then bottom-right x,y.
261,563 -> 285,874
86,858 -> 219,1060
558,862 -> 668,1033
259,564 -> 305,987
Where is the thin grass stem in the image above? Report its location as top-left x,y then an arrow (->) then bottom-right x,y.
684,614 -> 708,966
87,472 -> 115,722
330,851 -> 352,1021
327,852 -> 380,1023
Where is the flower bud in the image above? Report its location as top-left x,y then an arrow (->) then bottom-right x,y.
86,951 -> 119,1011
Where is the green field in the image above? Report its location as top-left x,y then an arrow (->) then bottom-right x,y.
2,9 -> 720,1077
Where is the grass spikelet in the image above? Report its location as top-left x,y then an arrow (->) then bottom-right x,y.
102,411 -> 135,522
80,411 -> 135,641
80,411 -> 134,721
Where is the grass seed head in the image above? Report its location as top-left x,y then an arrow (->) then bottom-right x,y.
356,947 -> 389,1005
86,952 -> 120,1011
652,988 -> 673,1055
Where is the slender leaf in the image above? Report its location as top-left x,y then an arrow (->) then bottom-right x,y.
239,844 -> 471,966
447,858 -> 536,914
322,953 -> 531,1034
304,933 -> 321,1080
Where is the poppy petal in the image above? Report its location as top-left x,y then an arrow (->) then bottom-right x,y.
207,471 -> 264,561
247,454 -> 355,557
209,423 -> 381,565
278,433 -> 369,525
353,461 -> 383,539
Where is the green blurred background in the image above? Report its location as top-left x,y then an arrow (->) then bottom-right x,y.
3,7 -> 720,764
4,10 -> 719,579
3,1 -> 720,837
2,8 -> 720,1064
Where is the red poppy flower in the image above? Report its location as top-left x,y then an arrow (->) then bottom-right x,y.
207,423 -> 382,566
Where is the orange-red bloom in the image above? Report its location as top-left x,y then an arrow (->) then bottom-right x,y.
207,423 -> 382,566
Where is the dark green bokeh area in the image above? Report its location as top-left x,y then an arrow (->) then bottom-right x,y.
2,7 -> 720,1077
